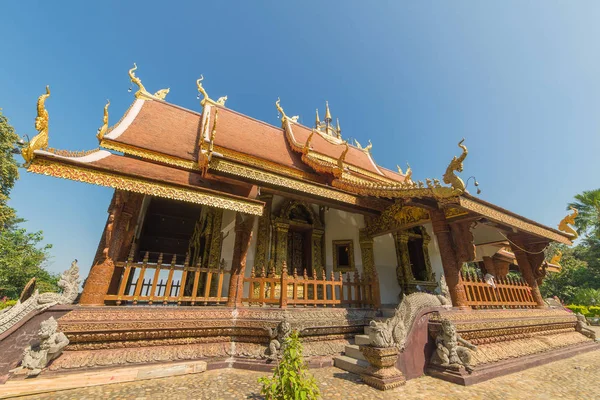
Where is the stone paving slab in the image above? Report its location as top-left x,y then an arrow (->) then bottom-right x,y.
9,348 -> 600,400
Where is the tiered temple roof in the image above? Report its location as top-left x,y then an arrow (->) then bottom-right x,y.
21,67 -> 576,245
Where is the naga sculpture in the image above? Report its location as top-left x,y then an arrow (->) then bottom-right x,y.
266,319 -> 292,361
558,207 -> 579,239
21,317 -> 69,376
430,318 -> 477,373
575,313 -> 596,340
96,100 -> 110,141
442,139 -> 468,192
22,86 -> 51,164
0,261 -> 80,335
397,163 -> 413,185
368,293 -> 450,349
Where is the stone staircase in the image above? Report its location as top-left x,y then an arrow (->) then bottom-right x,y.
333,308 -> 395,375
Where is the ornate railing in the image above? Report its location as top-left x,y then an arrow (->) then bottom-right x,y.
460,270 -> 536,309
242,264 -> 380,309
105,252 -> 230,306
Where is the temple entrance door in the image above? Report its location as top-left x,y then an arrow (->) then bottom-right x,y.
286,226 -> 312,276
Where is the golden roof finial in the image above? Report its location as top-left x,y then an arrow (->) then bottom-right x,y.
303,130 -> 315,154
315,108 -> 320,128
404,163 -> 413,184
442,138 -> 468,192
196,75 -> 209,106
129,63 -> 149,99
337,143 -> 349,170
364,140 -> 372,153
336,117 -> 341,137
22,85 -> 51,164
558,207 -> 579,239
96,99 -> 110,141
549,250 -> 562,265
325,101 -> 332,121
275,97 -> 288,122
196,75 -> 227,107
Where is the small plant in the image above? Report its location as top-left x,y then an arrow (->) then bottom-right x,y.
258,330 -> 321,400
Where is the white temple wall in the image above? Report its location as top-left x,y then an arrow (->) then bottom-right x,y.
324,208 -> 365,276
424,222 -> 444,285
373,233 -> 402,305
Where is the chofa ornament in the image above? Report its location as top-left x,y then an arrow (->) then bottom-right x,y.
21,86 -> 51,164
558,207 -> 578,239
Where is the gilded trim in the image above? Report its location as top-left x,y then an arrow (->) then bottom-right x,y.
208,157 -> 386,211
459,197 -> 571,244
101,139 -> 198,170
27,158 -> 264,216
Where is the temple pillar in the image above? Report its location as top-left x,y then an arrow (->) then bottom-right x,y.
430,209 -> 469,309
273,222 -> 289,274
311,229 -> 325,277
507,235 -> 547,309
359,231 -> 375,277
227,213 -> 256,307
81,191 -> 144,306
254,195 -> 272,270
394,231 -> 413,285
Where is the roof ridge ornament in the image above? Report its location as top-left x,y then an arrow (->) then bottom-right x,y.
196,75 -> 227,107
442,138 -> 468,192
96,100 -> 110,141
558,207 -> 579,239
128,63 -> 170,101
22,85 -> 50,164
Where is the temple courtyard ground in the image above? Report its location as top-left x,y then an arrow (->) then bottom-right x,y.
7,344 -> 600,400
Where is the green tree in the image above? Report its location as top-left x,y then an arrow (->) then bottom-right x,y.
0,109 -> 56,299
567,189 -> 600,239
540,244 -> 590,303
0,110 -> 20,229
258,330 -> 321,400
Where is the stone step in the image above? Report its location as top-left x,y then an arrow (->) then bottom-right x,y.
355,334 -> 371,346
333,355 -> 368,375
344,344 -> 366,361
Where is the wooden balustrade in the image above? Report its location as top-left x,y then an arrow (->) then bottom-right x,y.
242,264 -> 380,309
104,252 -> 230,306
460,270 -> 536,309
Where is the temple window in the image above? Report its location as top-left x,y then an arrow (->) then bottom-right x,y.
333,240 -> 355,272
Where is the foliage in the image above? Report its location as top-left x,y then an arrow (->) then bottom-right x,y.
567,189 -> 600,240
0,110 -> 56,300
0,110 -> 20,230
540,244 -> 591,303
258,330 -> 321,400
0,221 -> 56,299
565,304 -> 589,316
0,298 -> 17,310
572,288 -> 600,307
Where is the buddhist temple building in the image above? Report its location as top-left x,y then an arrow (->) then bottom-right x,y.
6,65 -> 595,386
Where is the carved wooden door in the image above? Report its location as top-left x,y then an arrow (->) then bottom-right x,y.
287,231 -> 305,275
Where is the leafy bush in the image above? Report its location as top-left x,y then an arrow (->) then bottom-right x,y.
258,330 -> 320,400
566,304 -> 589,316
572,288 -> 600,306
588,306 -> 600,317
0,299 -> 17,310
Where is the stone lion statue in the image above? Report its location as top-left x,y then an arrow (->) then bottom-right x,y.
368,292 -> 450,349
430,318 -> 477,373
266,318 -> 292,361
21,317 -> 69,376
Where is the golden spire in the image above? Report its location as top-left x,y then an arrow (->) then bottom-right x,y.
315,108 -> 320,128
22,86 -> 51,164
336,118 -> 341,137
325,101 -> 332,121
97,100 -> 110,141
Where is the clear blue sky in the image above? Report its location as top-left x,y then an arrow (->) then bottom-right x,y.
1,2 -> 599,276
